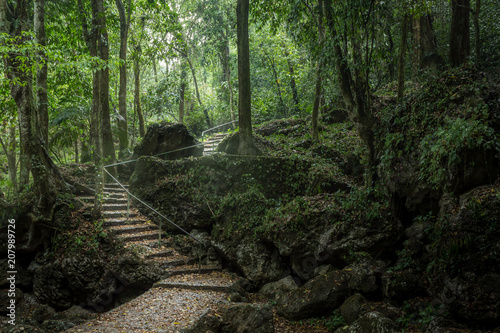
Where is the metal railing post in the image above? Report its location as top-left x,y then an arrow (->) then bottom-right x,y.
126,192 -> 130,221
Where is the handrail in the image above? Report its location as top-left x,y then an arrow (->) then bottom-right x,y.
201,120 -> 238,142
102,144 -> 206,245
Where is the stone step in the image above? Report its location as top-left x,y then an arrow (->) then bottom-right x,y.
163,266 -> 221,278
152,281 -> 230,293
104,192 -> 127,199
102,204 -> 129,211
144,249 -> 174,260
104,183 -> 129,189
104,197 -> 128,204
102,210 -> 138,219
103,218 -> 145,227
109,224 -> 157,236
118,231 -> 162,242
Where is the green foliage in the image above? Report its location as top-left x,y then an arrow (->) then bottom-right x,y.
397,301 -> 443,331
419,116 -> 497,188
377,66 -> 499,190
50,218 -> 110,257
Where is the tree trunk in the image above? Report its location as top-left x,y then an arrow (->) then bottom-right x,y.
115,0 -> 131,151
34,0 -> 49,147
411,14 -> 421,78
450,0 -> 471,67
473,0 -> 481,63
312,0 -> 324,142
4,0 -> 66,213
0,121 -> 17,191
179,60 -> 187,124
311,62 -> 322,142
134,56 -> 146,137
222,41 -> 236,125
283,44 -> 299,114
96,0 -> 116,174
236,0 -> 259,155
186,56 -> 211,128
262,49 -> 285,116
398,15 -> 409,103
324,0 -> 374,171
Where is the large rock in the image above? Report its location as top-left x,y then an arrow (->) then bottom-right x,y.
213,239 -> 285,287
32,254 -> 162,311
258,275 -> 298,299
335,311 -> 399,333
428,184 -> 500,327
276,270 -> 349,320
133,122 -> 203,159
340,294 -> 367,325
344,258 -> 385,296
382,269 -> 427,305
221,303 -> 274,333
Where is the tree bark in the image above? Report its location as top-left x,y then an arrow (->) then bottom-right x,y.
449,0 -> 471,67
312,0 -> 324,142
96,0 -> 116,173
262,49 -> 285,116
324,0 -> 374,171
236,0 -> 259,155
283,44 -> 299,114
473,0 -> 481,63
222,41 -> 236,125
115,0 -> 131,151
134,55 -> 146,137
185,56 -> 211,128
0,121 -> 17,191
398,15 -> 408,103
179,60 -> 187,124
34,0 -> 49,147
4,0 -> 67,212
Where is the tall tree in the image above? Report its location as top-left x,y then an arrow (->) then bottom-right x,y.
449,0 -> 471,67
115,0 -> 132,151
2,0 -> 67,213
96,0 -> 116,171
397,14 -> 409,103
324,0 -> 376,173
311,0 -> 325,142
236,0 -> 259,155
179,59 -> 187,124
34,0 -> 49,147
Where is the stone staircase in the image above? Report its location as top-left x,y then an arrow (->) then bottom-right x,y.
70,184 -> 239,331
203,133 -> 227,155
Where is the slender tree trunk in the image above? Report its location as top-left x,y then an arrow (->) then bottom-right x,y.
179,60 -> 187,124
450,0 -> 471,67
411,14 -> 421,78
398,15 -> 409,103
312,0 -> 324,142
185,56 -> 211,128
324,0 -> 374,172
262,49 -> 285,116
283,44 -> 299,115
134,56 -> 146,137
222,41 -> 235,125
96,0 -> 116,173
115,0 -> 131,151
0,121 -> 17,191
75,138 -> 79,164
152,56 -> 158,83
473,0 -> 481,63
34,0 -> 49,147
236,0 -> 259,155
